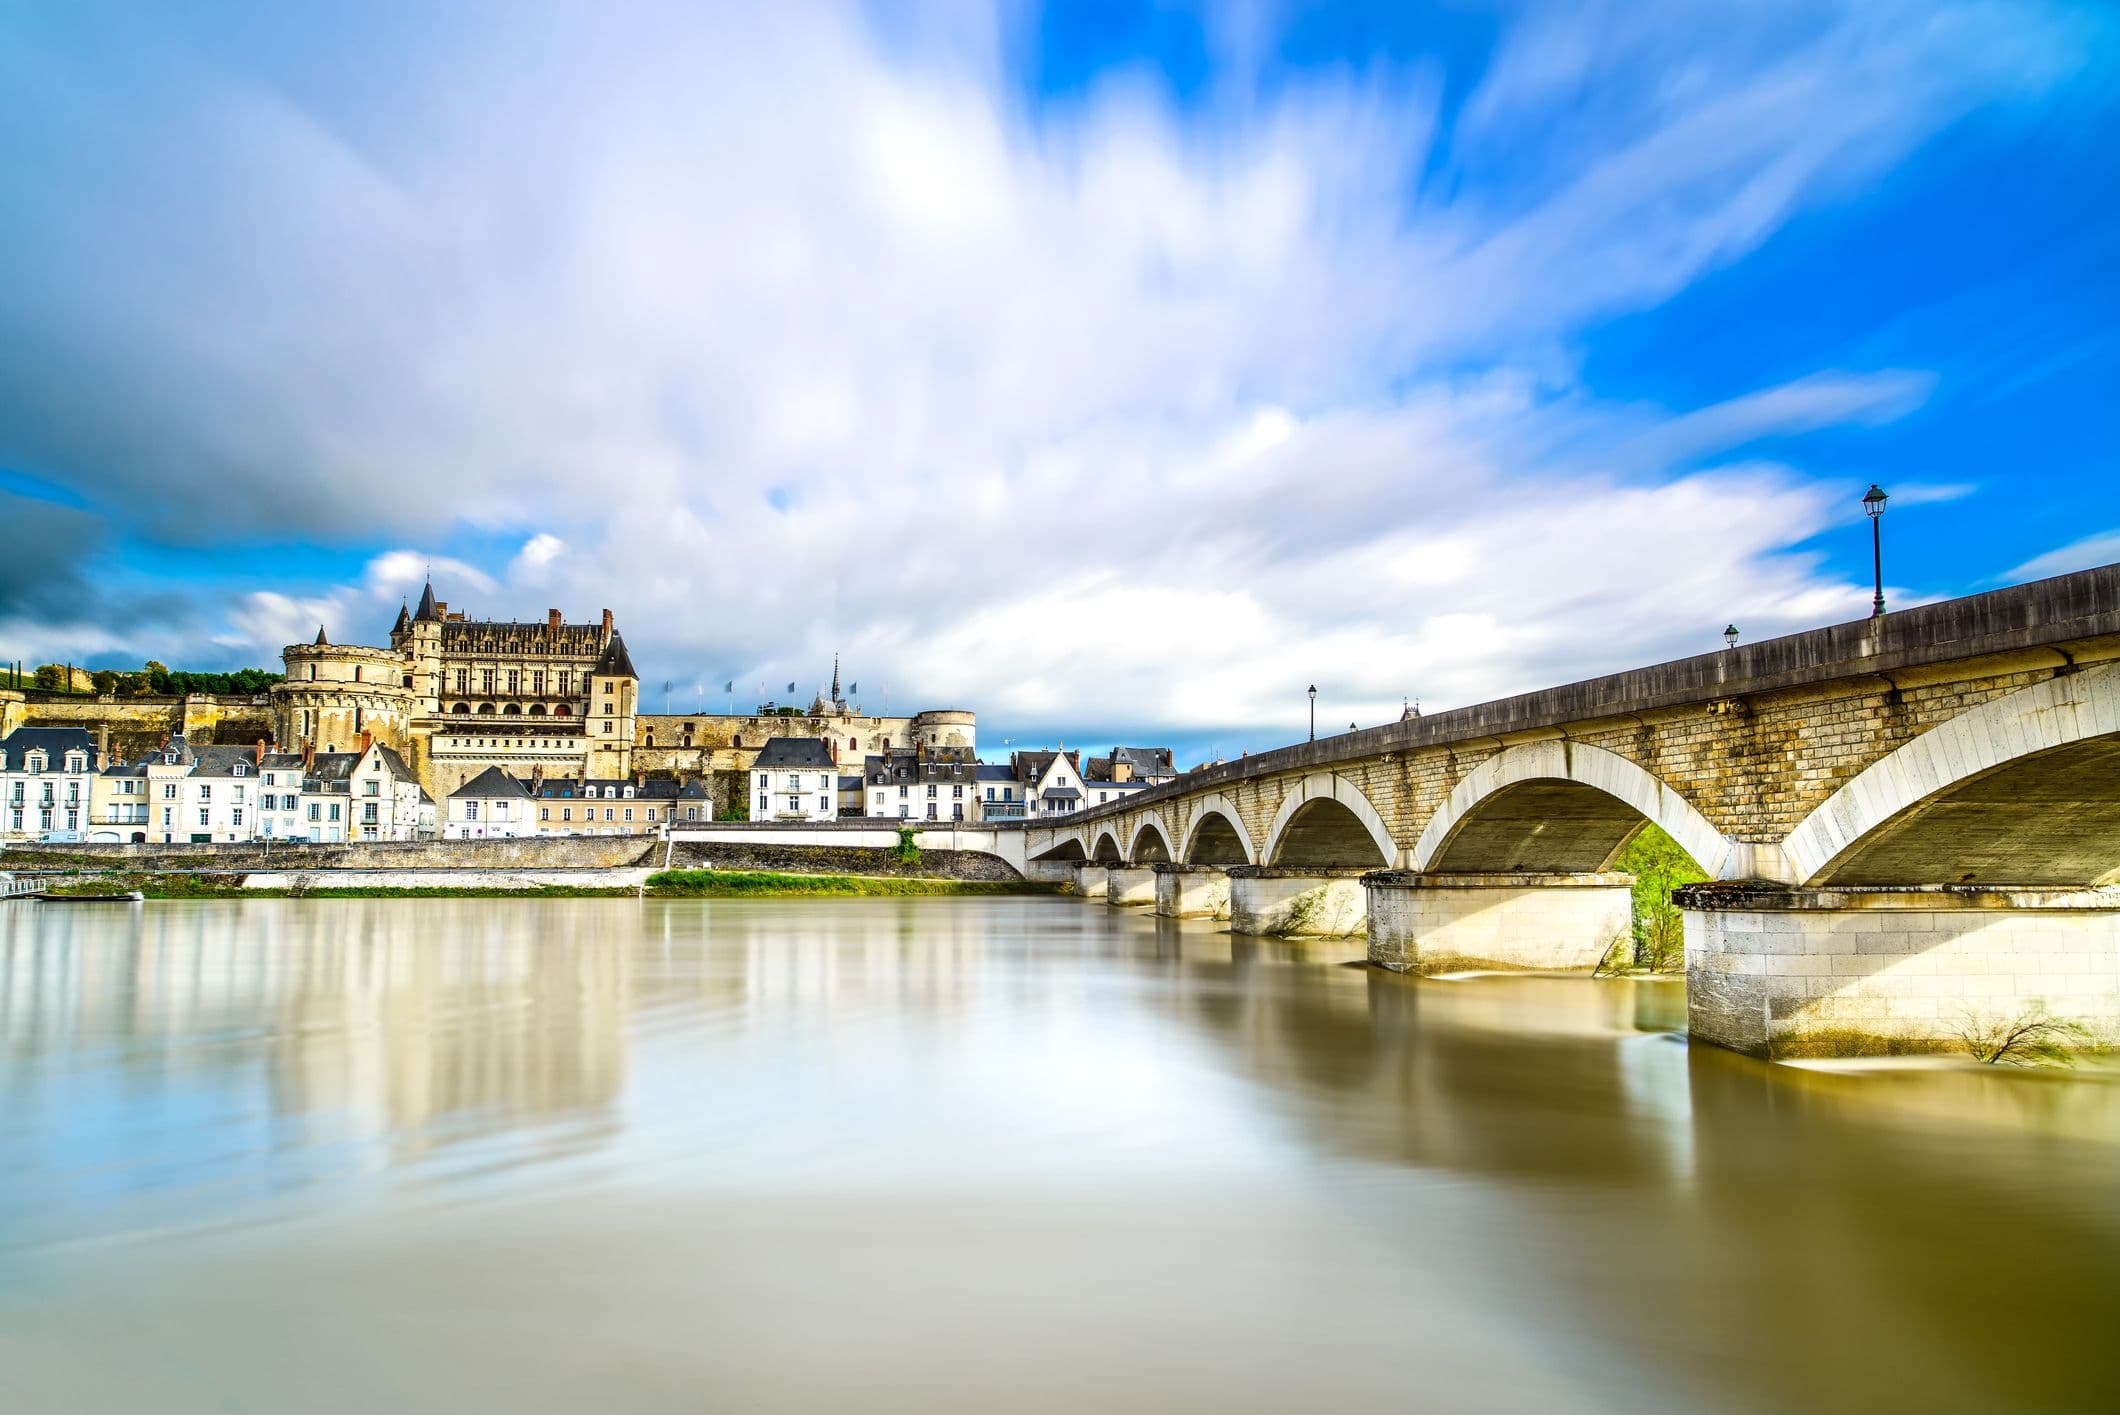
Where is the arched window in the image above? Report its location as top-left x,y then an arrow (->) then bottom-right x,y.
554,704 -> 571,717
528,704 -> 546,716
734,735 -> 744,749
503,704 -> 522,715
451,703 -> 470,714
477,703 -> 496,715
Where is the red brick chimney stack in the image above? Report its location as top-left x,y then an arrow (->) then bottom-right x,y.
548,608 -> 562,630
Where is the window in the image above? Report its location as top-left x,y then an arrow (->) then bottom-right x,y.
927,785 -> 937,798
329,804 -> 340,821
508,669 -> 520,695
926,803 -> 936,820
562,807 -> 572,822
26,752 -> 45,773
540,807 -> 550,821
646,808 -> 657,821
952,785 -> 963,798
455,669 -> 468,694
482,669 -> 495,695
163,782 -> 177,800
233,762 -> 246,777
984,787 -> 994,800
232,808 -> 244,827
198,784 -> 211,802
533,671 -> 546,695
162,807 -> 173,826
560,671 -> 573,696
198,809 -> 210,827
819,797 -> 830,812
603,808 -> 614,821
308,803 -> 320,822
623,808 -> 633,822
362,804 -> 378,824
364,781 -> 380,797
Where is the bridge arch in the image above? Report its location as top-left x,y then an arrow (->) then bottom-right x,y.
1414,741 -> 1729,877
1263,773 -> 1397,869
1784,663 -> 2120,887
1127,815 -> 1175,863
1029,828 -> 1088,862
1179,794 -> 1255,866
1091,828 -> 1126,864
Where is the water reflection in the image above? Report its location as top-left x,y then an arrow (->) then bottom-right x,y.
2,899 -> 2116,1415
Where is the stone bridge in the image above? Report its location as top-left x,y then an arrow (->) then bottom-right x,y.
1027,565 -> 2120,1057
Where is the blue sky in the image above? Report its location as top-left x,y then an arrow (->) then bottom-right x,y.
1,0 -> 2115,765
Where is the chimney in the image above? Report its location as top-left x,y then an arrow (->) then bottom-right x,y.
1113,759 -> 1132,783
601,608 -> 614,634
254,738 -> 265,765
359,729 -> 373,755
303,740 -> 316,770
548,608 -> 562,630
97,723 -> 109,768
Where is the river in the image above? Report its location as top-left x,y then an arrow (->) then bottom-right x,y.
2,897 -> 2116,1412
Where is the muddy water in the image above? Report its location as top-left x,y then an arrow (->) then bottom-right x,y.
1,898 -> 2115,1413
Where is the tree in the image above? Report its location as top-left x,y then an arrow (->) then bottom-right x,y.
32,664 -> 65,691
92,669 -> 120,695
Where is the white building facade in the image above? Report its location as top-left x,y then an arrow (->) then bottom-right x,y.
751,738 -> 839,821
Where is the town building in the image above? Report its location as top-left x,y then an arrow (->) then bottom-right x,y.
862,744 -> 980,822
1086,747 -> 1178,787
974,763 -> 1025,820
1009,749 -> 1093,818
1,727 -> 99,841
445,766 -> 535,839
525,775 -> 711,834
750,738 -> 839,821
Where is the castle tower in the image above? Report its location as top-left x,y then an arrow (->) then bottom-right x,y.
584,629 -> 638,779
405,579 -> 445,714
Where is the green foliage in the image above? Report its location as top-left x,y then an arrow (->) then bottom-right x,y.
1956,1003 -> 2093,1067
1613,824 -> 1706,972
892,826 -> 922,865
718,795 -> 750,822
91,669 -> 120,694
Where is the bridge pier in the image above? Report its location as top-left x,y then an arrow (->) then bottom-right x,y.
1677,883 -> 2120,1059
1363,871 -> 1633,975
1070,863 -> 1111,900
1152,863 -> 1230,919
1105,866 -> 1157,906
1226,867 -> 1367,938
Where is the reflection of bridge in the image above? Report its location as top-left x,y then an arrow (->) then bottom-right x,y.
1026,565 -> 2120,1058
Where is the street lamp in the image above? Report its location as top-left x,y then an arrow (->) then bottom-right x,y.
1308,685 -> 1317,742
1863,483 -> 1888,617
1723,624 -> 1739,650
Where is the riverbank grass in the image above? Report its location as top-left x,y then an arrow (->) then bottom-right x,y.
26,868 -> 1056,900
644,869 -> 1055,897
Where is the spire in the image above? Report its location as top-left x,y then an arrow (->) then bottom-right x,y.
391,602 -> 411,636
831,653 -> 841,704
413,579 -> 440,623
314,624 -> 329,646
593,632 -> 638,680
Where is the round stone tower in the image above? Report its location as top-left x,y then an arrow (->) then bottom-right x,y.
275,626 -> 417,756
909,709 -> 976,752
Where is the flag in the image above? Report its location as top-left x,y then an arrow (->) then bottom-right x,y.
725,680 -> 733,693
849,681 -> 857,695
787,680 -> 796,694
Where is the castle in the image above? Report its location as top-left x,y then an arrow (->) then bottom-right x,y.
269,583 -> 973,805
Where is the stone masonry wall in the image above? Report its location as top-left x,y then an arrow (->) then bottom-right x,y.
5,836 -> 658,872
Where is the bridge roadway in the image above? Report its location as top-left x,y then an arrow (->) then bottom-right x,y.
1021,564 -> 2120,1058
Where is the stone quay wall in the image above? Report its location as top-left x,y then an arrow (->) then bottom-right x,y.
4,836 -> 660,873
665,840 -> 1023,882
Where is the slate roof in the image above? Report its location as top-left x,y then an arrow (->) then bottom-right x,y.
593,632 -> 638,679
391,603 -> 412,635
1041,786 -> 1081,800
975,764 -> 1016,782
1085,746 -> 1176,782
753,737 -> 835,769
451,766 -> 532,800
414,579 -> 441,623
528,777 -> 704,801
0,727 -> 97,771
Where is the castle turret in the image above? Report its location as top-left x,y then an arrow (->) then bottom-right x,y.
584,628 -> 638,779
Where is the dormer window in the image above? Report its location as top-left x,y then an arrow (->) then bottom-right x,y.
233,763 -> 246,776
164,753 -> 178,765
26,752 -> 46,773
65,752 -> 86,773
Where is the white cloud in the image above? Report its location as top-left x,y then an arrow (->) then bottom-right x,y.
0,0 -> 2099,745
2003,530 -> 2120,585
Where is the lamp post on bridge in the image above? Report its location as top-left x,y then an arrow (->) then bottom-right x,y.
1864,483 -> 1888,617
1308,685 -> 1317,743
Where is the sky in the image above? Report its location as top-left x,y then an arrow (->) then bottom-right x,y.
2,0 -> 2115,765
